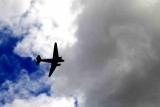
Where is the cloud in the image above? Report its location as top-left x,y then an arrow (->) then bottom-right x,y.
51,0 -> 160,107
0,0 -> 30,20
0,0 -> 31,35
3,94 -> 75,107
0,69 -> 49,105
0,0 -> 81,48
1,69 -> 82,107
2,0 -> 160,107
13,0 -> 82,58
0,0 -> 83,106
0,31 -> 38,84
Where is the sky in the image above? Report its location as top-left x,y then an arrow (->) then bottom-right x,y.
1,0 -> 160,107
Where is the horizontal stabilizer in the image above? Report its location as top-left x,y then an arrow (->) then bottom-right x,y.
36,55 -> 41,65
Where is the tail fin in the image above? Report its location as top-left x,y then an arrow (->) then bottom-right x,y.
36,55 -> 41,65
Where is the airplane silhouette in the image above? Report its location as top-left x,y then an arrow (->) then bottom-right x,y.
36,42 -> 64,77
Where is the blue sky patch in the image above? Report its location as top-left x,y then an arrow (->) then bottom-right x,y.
0,33 -> 38,84
0,27 -> 52,105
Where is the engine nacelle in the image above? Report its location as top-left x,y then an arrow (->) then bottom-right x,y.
59,59 -> 64,62
57,64 -> 61,66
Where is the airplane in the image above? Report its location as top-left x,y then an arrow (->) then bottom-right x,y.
36,42 -> 64,77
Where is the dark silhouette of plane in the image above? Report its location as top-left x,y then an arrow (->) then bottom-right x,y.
36,42 -> 64,77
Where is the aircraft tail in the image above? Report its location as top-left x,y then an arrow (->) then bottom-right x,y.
36,55 -> 41,65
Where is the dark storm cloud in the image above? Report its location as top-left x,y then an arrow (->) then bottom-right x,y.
54,0 -> 160,107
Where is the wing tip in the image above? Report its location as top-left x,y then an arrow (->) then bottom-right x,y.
48,73 -> 51,77
48,71 -> 53,77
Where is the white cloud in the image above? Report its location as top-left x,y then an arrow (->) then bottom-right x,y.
0,0 -> 31,35
0,0 -> 31,20
0,69 -> 52,102
3,94 -> 75,107
1,69 -> 84,107
0,0 -> 82,58
12,0 -> 82,58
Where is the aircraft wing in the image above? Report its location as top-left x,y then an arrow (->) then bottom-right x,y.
53,42 -> 59,59
48,63 -> 57,77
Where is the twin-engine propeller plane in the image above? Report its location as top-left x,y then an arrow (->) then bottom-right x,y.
36,42 -> 64,77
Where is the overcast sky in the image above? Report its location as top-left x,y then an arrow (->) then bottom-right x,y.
1,0 -> 160,107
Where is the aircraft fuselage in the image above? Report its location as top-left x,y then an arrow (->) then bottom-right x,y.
41,57 -> 64,63
36,42 -> 64,77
